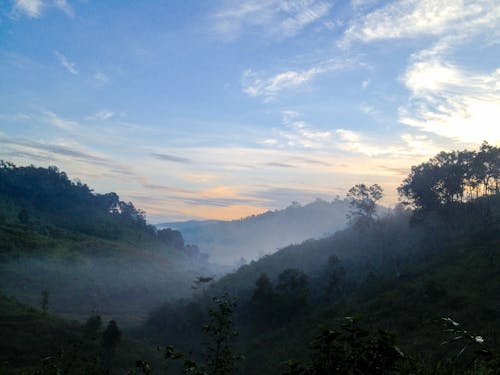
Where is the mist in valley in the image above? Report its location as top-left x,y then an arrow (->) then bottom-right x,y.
158,198 -> 352,265
1,0 -> 500,373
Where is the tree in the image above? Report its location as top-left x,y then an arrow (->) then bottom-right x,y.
101,320 -> 122,371
157,228 -> 185,249
84,314 -> 102,336
275,268 -> 310,320
284,317 -> 404,375
163,293 -> 241,375
40,290 -> 49,313
398,142 -> 500,210
324,255 -> 346,302
346,183 -> 383,225
249,273 -> 277,325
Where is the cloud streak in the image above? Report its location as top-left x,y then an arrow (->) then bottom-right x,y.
151,152 -> 193,164
54,51 -> 78,75
342,0 -> 500,45
242,58 -> 351,100
213,0 -> 332,40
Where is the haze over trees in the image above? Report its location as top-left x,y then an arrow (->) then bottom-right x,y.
0,141 -> 499,374
159,198 -> 351,265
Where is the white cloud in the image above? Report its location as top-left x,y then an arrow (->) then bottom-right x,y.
259,112 -> 332,149
54,51 -> 78,75
13,0 -> 44,18
53,0 -> 73,17
213,0 -> 332,40
342,0 -> 500,45
12,0 -> 75,18
94,72 -> 110,84
43,110 -> 78,130
335,129 -> 441,157
242,59 -> 350,100
89,110 -> 115,121
400,60 -> 500,143
340,0 -> 500,145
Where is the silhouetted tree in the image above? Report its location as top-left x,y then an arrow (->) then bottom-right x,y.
324,255 -> 346,302
101,320 -> 122,371
157,228 -> 185,249
249,273 -> 277,326
84,314 -> 102,336
347,183 -> 383,225
275,268 -> 309,320
398,142 -> 500,210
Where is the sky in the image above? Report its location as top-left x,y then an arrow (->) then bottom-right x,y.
0,0 -> 499,222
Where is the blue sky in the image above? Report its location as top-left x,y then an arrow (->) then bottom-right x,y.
1,0 -> 499,222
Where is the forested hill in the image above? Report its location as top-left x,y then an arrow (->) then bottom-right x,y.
142,143 -> 500,375
210,141 -> 500,296
158,198 -> 351,265
0,161 -> 153,242
0,162 -> 216,324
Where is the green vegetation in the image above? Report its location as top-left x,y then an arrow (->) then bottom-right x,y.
0,294 -> 161,374
1,143 -> 499,374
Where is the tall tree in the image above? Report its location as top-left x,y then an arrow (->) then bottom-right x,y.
346,183 -> 383,224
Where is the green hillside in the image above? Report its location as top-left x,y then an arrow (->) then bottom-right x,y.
0,293 -> 162,374
0,162 -> 213,324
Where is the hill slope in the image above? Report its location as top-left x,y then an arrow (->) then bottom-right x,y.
159,198 -> 351,265
0,162 -> 215,324
0,293 -> 162,374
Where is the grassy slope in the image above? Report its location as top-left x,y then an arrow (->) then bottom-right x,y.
0,294 -> 163,375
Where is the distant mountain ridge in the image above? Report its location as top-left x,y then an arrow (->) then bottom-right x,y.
157,199 -> 351,264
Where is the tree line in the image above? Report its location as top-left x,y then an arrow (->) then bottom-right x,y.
398,141 -> 499,210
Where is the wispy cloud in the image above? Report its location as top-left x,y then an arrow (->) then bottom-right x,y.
340,0 -> 500,145
53,0 -> 74,17
54,51 -> 78,75
341,0 -> 500,46
13,0 -> 44,18
242,58 -> 351,100
94,72 -> 110,84
151,152 -> 193,164
266,162 -> 296,168
258,112 -> 333,150
213,0 -> 332,40
0,137 -> 106,165
43,110 -> 78,130
88,110 -> 115,121
335,129 -> 441,157
12,0 -> 75,19
400,60 -> 500,143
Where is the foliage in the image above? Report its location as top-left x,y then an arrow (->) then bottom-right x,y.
0,161 -> 154,241
84,315 -> 102,336
160,293 -> 242,375
284,316 -> 404,375
398,142 -> 500,210
347,183 -> 383,225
